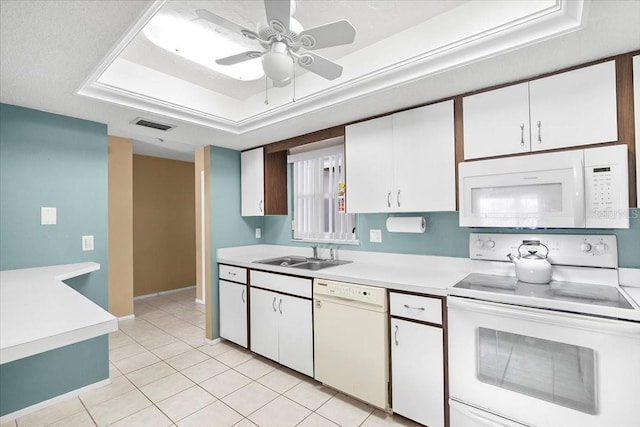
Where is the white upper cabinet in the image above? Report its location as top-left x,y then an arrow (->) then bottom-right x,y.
241,147 -> 264,216
463,83 -> 531,159
346,100 -> 456,213
464,61 -> 618,160
345,115 -> 394,213
529,60 -> 618,151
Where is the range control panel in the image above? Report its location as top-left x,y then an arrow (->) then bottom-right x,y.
313,279 -> 385,306
470,233 -> 618,269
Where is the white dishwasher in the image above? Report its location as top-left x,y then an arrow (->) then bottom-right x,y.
313,278 -> 389,409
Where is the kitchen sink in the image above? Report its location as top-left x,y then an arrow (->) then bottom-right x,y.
255,256 -> 351,270
256,256 -> 308,267
292,260 -> 352,270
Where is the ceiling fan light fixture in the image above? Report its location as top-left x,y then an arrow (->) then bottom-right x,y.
261,42 -> 293,83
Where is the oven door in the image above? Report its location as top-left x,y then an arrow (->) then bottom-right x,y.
448,297 -> 640,427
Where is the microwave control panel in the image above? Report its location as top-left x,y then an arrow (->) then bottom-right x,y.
584,145 -> 629,229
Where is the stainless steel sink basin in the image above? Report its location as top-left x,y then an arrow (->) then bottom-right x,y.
291,259 -> 352,271
255,256 -> 308,267
254,256 -> 351,270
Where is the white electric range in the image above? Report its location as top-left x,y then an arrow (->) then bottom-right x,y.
447,233 -> 640,427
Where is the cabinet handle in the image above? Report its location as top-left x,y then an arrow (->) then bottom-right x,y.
278,299 -> 283,314
272,297 -> 277,312
394,325 -> 399,346
536,120 -> 542,144
404,304 -> 425,311
396,190 -> 401,207
228,272 -> 236,276
259,199 -> 263,213
387,192 -> 391,208
241,289 -> 245,303
520,123 -> 525,146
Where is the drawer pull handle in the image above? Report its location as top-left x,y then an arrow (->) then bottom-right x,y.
394,325 -> 399,346
404,304 -> 425,311
228,272 -> 236,276
272,297 -> 277,312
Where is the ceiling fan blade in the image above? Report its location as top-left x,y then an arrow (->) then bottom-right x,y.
297,52 -> 343,81
216,51 -> 264,66
264,0 -> 291,32
196,9 -> 259,40
299,20 -> 356,50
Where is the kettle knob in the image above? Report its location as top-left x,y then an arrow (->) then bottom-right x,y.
595,243 -> 608,254
580,242 -> 592,253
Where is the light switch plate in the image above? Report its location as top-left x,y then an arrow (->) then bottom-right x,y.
369,229 -> 382,243
41,207 -> 56,225
82,235 -> 94,251
255,228 -> 262,239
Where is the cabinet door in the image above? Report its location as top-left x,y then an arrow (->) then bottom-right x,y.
219,280 -> 247,347
393,101 -> 456,212
463,83 -> 531,160
529,60 -> 618,151
249,287 -> 279,362
345,115 -> 395,213
241,147 -> 265,216
391,318 -> 444,427
277,294 -> 313,377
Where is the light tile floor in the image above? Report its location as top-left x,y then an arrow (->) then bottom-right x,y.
6,288 -> 420,427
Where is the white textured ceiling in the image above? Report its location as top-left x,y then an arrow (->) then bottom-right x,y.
1,0 -> 640,163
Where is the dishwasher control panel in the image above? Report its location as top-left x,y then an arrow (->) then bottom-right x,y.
313,279 -> 386,307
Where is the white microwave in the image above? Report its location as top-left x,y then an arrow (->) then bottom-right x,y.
458,145 -> 629,228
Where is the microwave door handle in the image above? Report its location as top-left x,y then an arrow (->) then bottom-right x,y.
574,155 -> 585,228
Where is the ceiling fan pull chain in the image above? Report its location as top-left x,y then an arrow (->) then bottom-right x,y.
292,60 -> 297,103
264,76 -> 269,105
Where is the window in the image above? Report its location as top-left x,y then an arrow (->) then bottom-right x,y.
289,144 -> 357,243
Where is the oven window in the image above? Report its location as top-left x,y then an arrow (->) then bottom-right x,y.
477,328 -> 597,414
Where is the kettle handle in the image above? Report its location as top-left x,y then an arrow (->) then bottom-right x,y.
518,240 -> 549,257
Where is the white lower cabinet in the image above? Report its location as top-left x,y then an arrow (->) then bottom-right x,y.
250,287 -> 313,376
390,292 -> 445,427
219,280 -> 248,347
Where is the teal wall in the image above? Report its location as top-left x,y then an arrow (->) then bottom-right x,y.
0,104 -> 109,416
209,146 -> 262,338
262,165 -> 640,268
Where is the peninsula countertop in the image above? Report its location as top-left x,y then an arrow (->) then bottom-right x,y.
0,262 -> 117,364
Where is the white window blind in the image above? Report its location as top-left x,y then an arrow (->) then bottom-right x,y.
290,145 -> 356,243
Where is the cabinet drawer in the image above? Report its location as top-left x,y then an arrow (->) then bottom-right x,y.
219,265 -> 247,284
250,270 -> 311,299
390,293 -> 442,325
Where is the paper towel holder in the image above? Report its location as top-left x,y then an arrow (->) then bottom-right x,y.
385,216 -> 426,233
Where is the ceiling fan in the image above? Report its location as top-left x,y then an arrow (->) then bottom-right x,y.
196,0 -> 356,84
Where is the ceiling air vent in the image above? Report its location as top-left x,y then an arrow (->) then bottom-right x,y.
131,117 -> 175,131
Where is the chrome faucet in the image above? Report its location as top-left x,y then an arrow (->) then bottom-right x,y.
311,245 -> 319,259
329,248 -> 335,262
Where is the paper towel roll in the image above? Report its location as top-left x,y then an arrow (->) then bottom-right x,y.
386,216 -> 426,233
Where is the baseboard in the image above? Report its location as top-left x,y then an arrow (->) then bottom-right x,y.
195,298 -> 205,305
134,285 -> 196,300
203,337 -> 222,345
0,377 -> 111,423
118,314 -> 135,321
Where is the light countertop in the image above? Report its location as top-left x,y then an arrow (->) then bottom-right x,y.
217,245 -> 470,296
218,245 -> 640,320
0,262 -> 117,364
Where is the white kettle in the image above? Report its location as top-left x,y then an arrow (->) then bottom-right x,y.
507,240 -> 553,284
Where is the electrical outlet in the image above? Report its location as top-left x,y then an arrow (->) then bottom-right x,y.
255,228 -> 262,239
369,229 -> 382,243
82,235 -> 94,251
41,207 -> 56,225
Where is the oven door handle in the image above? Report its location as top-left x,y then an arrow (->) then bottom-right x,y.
447,296 -> 640,336
465,408 -> 515,427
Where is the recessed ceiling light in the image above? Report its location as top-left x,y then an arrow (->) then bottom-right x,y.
143,14 -> 264,81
